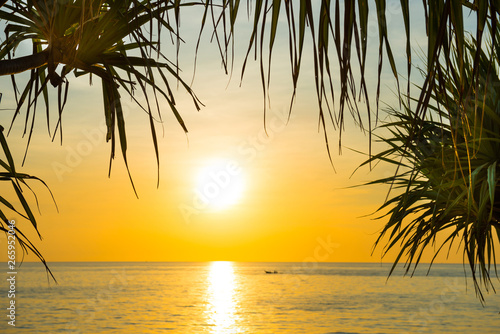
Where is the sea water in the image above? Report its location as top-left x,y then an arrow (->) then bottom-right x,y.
1,262 -> 500,333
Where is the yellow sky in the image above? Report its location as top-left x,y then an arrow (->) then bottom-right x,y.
0,2 -> 477,264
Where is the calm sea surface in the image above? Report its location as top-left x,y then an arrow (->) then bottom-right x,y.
1,262 -> 500,333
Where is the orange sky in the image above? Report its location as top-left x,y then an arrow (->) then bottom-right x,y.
0,2 -> 480,264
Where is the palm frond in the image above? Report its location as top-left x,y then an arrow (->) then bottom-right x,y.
0,0 -> 202,193
362,30 -> 500,303
0,125 -> 56,282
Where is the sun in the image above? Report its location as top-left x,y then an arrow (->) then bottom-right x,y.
194,159 -> 246,211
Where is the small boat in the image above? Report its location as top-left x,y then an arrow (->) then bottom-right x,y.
265,270 -> 279,274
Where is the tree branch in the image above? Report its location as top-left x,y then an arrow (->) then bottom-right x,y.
0,50 -> 49,76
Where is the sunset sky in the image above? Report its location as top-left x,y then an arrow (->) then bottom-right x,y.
0,1 -> 475,264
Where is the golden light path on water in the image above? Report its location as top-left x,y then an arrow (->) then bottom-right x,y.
206,261 -> 239,332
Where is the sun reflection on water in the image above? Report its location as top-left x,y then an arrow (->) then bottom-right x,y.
206,261 -> 239,332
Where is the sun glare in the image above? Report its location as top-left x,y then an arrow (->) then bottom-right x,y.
194,159 -> 246,211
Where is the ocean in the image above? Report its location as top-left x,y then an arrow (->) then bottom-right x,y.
1,261 -> 499,333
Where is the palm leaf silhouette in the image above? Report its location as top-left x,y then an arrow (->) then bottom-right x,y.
358,29 -> 500,302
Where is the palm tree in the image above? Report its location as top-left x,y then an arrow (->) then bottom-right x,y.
0,1 -> 498,295
357,28 -> 500,302
1,1 -> 497,157
0,0 -> 202,268
0,0 -> 202,188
